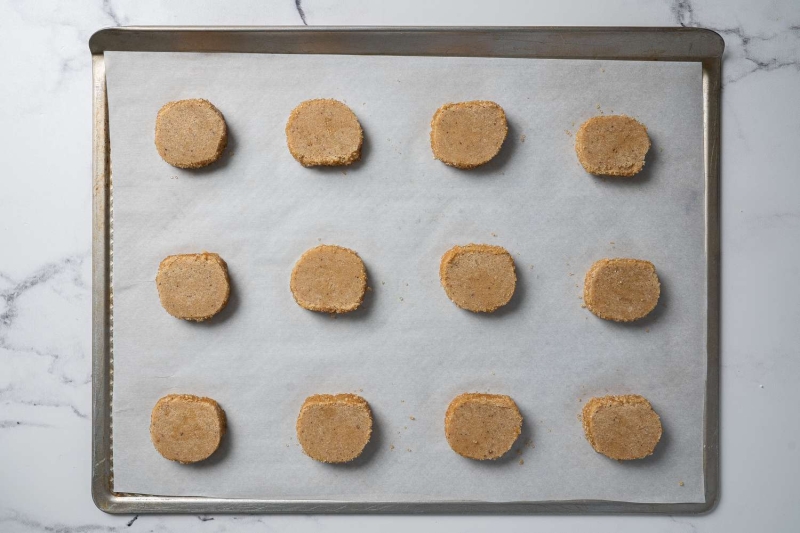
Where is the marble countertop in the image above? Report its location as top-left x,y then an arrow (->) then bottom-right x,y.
1,0 -> 798,531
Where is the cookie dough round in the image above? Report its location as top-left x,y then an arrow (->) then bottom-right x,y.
155,99 -> 228,169
445,393 -> 522,460
156,252 -> 230,322
296,394 -> 373,463
430,101 -> 508,169
290,245 -> 367,313
285,99 -> 363,166
583,258 -> 660,322
575,115 -> 650,177
150,394 -> 227,464
440,244 -> 516,313
582,394 -> 662,460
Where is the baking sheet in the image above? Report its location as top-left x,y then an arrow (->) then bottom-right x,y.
106,52 -> 706,503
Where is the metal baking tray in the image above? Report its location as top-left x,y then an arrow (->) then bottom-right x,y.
91,26 -> 722,514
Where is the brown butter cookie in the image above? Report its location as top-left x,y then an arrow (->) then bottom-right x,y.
285,99 -> 363,166
440,244 -> 516,313
290,245 -> 367,313
296,394 -> 373,463
150,394 -> 227,464
430,101 -> 508,169
583,258 -> 660,322
575,115 -> 650,177
155,99 -> 228,169
445,393 -> 523,460
582,394 -> 662,460
156,252 -> 230,322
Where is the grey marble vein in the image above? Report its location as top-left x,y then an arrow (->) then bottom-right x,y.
0,420 -> 52,429
0,254 -> 91,419
101,0 -> 128,27
0,510 -> 121,532
0,256 -> 83,327
670,0 -> 800,84
295,0 -> 308,25
669,515 -> 699,532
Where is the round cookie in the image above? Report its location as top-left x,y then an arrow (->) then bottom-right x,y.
440,244 -> 516,313
285,99 -> 364,166
444,393 -> 522,460
581,394 -> 662,460
155,99 -> 228,169
156,252 -> 230,322
583,258 -> 660,322
290,245 -> 367,313
575,115 -> 650,177
150,394 -> 227,464
430,101 -> 508,169
296,394 -> 373,463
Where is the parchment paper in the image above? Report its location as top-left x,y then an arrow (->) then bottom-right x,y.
106,52 -> 706,503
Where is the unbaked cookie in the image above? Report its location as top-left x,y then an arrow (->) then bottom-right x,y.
150,394 -> 227,464
445,393 -> 522,460
290,245 -> 367,313
575,115 -> 650,177
296,394 -> 373,463
582,394 -> 662,460
285,99 -> 363,166
583,258 -> 660,322
430,101 -> 508,169
156,252 -> 230,322
440,244 -> 516,313
155,99 -> 228,169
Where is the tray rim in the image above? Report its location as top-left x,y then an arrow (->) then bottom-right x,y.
91,25 -> 722,515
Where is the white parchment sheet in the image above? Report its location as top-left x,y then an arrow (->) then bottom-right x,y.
106,52 -> 706,503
